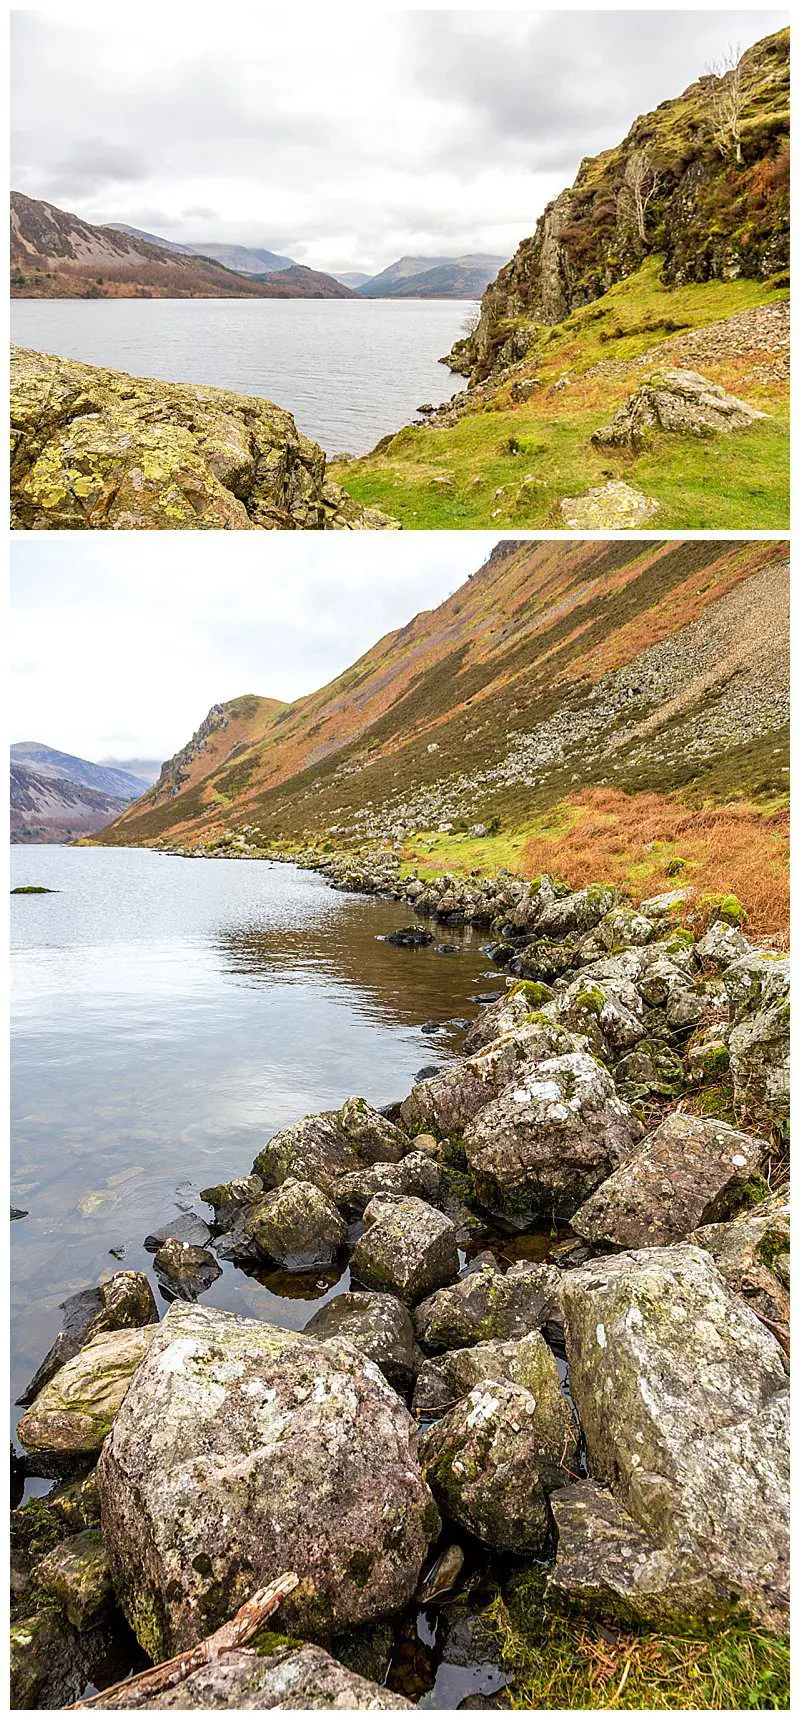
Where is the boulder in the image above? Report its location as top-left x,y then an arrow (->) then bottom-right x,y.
17,1271 -> 158,1405
97,1304 -> 438,1656
420,1380 -> 555,1553
414,1261 -> 562,1353
535,886 -> 617,940
461,989 -> 535,1055
724,951 -> 790,1125
400,1019 -> 584,1137
153,1239 -> 222,1299
413,1333 -> 578,1488
697,921 -> 751,969
613,1039 -> 685,1100
304,1290 -> 423,1392
591,368 -> 766,450
350,1195 -> 459,1303
144,1213 -> 213,1252
36,1527 -> 114,1630
88,1641 -> 415,1709
17,1325 -> 157,1461
544,974 -> 645,1061
464,1050 -> 641,1225
200,1174 -> 263,1231
252,1113 -> 359,1193
10,346 -> 396,532
688,1192 -> 790,1330
561,1245 -> 789,1631
244,1178 -> 347,1271
10,1608 -> 128,1710
336,1096 -> 410,1164
330,1150 -> 453,1218
559,481 -> 659,530
571,1113 -> 767,1250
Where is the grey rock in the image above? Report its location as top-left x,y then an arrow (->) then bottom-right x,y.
18,1325 -> 158,1460
414,1261 -> 563,1353
154,1239 -> 222,1299
17,1271 -> 158,1406
36,1527 -> 114,1630
304,1289 -> 423,1392
88,1641 -> 415,1708
252,1112 -> 359,1193
591,368 -> 766,450
331,1150 -> 453,1218
420,1380 -> 555,1553
350,1194 -> 459,1303
572,1112 -> 767,1250
413,1332 -> 578,1490
244,1177 -> 347,1271
144,1213 -> 212,1252
560,481 -> 659,530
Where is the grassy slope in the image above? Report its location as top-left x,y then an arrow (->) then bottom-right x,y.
331,265 -> 789,528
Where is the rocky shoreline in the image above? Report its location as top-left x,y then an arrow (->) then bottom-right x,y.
11,850 -> 789,1708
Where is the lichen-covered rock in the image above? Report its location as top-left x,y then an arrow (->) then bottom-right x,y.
199,1173 -> 263,1231
561,1245 -> 789,1631
10,347 -> 398,532
571,1113 -> 767,1250
36,1527 -> 114,1630
17,1325 -> 157,1460
697,920 -> 752,968
414,1261 -> 562,1353
88,1640 -> 415,1709
97,1304 -> 438,1656
413,1333 -> 578,1487
17,1270 -> 158,1405
544,974 -> 645,1061
591,369 -> 766,450
535,886 -> 618,940
420,1380 -> 556,1553
336,1096 -> 410,1164
304,1289 -> 423,1392
724,951 -> 790,1125
10,1607 -> 127,1710
330,1149 -> 454,1218
154,1238 -> 222,1298
350,1195 -> 459,1303
461,989 -> 536,1055
400,1020 -> 584,1137
549,1481 -> 741,1630
578,908 -> 656,959
252,1112 -> 360,1193
464,1050 -> 641,1225
560,481 -> 659,530
613,1039 -> 685,1100
688,1192 -> 790,1329
244,1177 -> 347,1271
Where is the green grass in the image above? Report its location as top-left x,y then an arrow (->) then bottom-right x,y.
332,265 -> 789,529
10,885 -> 57,894
487,1572 -> 790,1710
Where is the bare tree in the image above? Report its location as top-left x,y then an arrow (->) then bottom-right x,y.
706,44 -> 745,165
460,302 -> 481,338
625,150 -> 662,243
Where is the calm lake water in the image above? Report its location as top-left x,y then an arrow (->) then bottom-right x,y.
10,298 -> 473,455
10,845 -> 504,1427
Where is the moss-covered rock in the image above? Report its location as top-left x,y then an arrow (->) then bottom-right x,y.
17,1325 -> 157,1460
36,1527 -> 113,1630
349,1193 -> 459,1303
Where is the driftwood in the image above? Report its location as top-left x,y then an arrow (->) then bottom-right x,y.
65,1571 -> 299,1709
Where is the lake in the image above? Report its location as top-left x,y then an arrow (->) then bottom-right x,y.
10,844 -> 505,1429
10,298 -> 473,456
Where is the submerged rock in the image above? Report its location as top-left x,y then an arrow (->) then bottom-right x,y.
10,346 -> 397,532
414,1261 -> 562,1353
144,1213 -> 212,1252
17,1325 -> 157,1461
153,1238 -> 222,1299
97,1303 -> 439,1656
350,1194 -> 459,1303
304,1289 -> 423,1392
571,1112 -> 767,1250
591,368 -> 766,450
87,1640 -> 415,1709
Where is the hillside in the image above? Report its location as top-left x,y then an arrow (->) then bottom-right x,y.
333,30 -> 789,530
111,228 -> 295,276
99,538 -> 788,926
10,194 -> 354,299
10,741 -> 150,800
10,741 -> 150,842
358,254 -> 508,299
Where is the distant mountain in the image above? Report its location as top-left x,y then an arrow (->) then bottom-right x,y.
332,271 -> 372,289
358,254 -> 508,299
11,742 -> 150,800
98,756 -> 163,788
111,228 -> 296,276
10,742 -> 152,844
10,194 -> 355,299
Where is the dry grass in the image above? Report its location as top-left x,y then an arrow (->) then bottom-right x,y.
520,788 -> 789,944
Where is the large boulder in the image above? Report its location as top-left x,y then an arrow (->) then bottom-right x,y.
304,1290 -> 423,1392
10,347 -> 397,532
336,1096 -> 410,1164
535,886 -> 617,940
591,368 -> 766,450
401,1020 -> 582,1137
253,1113 -> 360,1192
412,1333 -> 578,1488
414,1261 -> 562,1353
420,1380 -> 559,1553
17,1326 -> 157,1462
724,951 -> 790,1125
464,1050 -> 641,1225
89,1640 -> 415,1709
97,1304 -> 438,1656
571,1113 -> 767,1250
688,1192 -> 790,1330
561,1245 -> 789,1631
17,1271 -> 158,1405
349,1195 -> 459,1303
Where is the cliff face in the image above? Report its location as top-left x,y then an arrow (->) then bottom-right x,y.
450,30 -> 789,380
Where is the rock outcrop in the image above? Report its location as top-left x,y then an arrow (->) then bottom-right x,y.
591,369 -> 766,449
10,348 -> 398,531
559,480 -> 660,530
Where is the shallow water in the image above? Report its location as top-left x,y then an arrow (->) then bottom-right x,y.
10,298 -> 473,455
10,844 -> 507,1429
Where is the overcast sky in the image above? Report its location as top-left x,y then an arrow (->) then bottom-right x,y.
12,8 -> 788,273
10,534 -> 500,764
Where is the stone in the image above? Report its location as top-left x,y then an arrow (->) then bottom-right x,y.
414,1261 -> 562,1353
413,1333 -> 578,1489
48,1470 -> 102,1533
143,1213 -> 212,1252
535,886 -> 617,940
417,1542 -> 465,1603
613,1039 -> 685,1100
330,1150 -> 453,1218
36,1527 -> 114,1630
304,1290 -> 423,1392
697,921 -> 751,968
559,481 -> 659,530
199,1174 -> 263,1231
544,974 -> 645,1061
350,1195 -> 459,1303
561,1245 -> 788,1631
10,347 -> 397,532
420,1380 -> 554,1553
336,1095 -> 410,1164
252,1112 -> 359,1194
724,952 -> 790,1125
386,925 -> 434,947
591,369 -> 766,450
688,1193 -> 790,1329
549,1481 -> 739,1630
97,1304 -> 438,1656
401,1019 -> 584,1137
461,989 -> 535,1054
571,1113 -> 767,1250
153,1238 -> 222,1299
89,1641 -> 415,1709
10,1608 -> 128,1710
464,1050 -> 641,1226
17,1325 -> 158,1460
244,1177 -> 347,1271
17,1271 -> 158,1405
